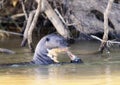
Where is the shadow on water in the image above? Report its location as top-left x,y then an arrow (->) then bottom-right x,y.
0,37 -> 120,85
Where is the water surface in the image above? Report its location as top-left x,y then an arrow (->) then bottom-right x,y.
0,38 -> 120,85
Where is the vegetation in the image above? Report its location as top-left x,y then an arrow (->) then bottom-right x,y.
0,0 -> 120,54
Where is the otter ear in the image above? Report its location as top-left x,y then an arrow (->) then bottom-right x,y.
46,37 -> 50,41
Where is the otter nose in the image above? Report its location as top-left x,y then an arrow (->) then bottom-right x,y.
60,40 -> 69,47
67,38 -> 75,44
66,43 -> 69,47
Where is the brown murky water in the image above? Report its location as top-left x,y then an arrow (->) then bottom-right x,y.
0,37 -> 120,85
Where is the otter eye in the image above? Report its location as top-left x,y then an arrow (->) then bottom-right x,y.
46,38 -> 50,41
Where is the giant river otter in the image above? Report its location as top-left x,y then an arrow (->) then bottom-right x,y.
0,34 -> 83,66
31,33 -> 69,65
31,33 -> 83,65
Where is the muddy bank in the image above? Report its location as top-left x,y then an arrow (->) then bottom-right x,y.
0,0 -> 120,40
67,0 -> 120,39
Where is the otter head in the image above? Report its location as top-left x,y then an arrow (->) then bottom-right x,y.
32,34 -> 69,65
45,34 -> 68,49
45,34 -> 69,62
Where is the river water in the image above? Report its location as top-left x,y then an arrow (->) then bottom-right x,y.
0,37 -> 120,85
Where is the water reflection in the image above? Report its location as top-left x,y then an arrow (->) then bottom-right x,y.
105,65 -> 112,85
0,63 -> 120,85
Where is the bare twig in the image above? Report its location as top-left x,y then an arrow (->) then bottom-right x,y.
54,8 -> 81,26
21,10 -> 36,47
21,0 -> 43,49
0,30 -> 23,36
11,13 -> 25,20
20,0 -> 28,20
91,35 -> 120,49
27,0 -> 42,51
91,35 -> 120,44
0,0 -> 5,9
99,0 -> 114,52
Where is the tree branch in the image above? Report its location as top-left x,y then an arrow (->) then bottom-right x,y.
27,0 -> 42,51
99,0 -> 114,53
